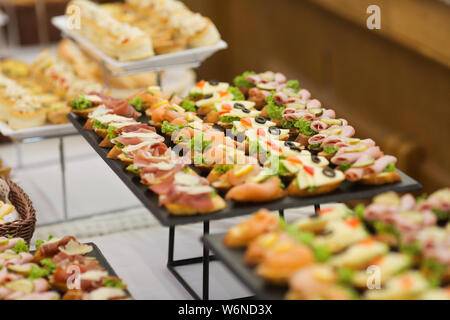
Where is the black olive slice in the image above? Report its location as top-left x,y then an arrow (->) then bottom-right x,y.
234,102 -> 245,110
242,108 -> 251,113
203,94 -> 213,99
291,146 -> 303,152
311,155 -> 321,164
208,80 -> 219,86
323,167 -> 336,178
284,141 -> 296,147
255,116 -> 267,124
268,126 -> 281,135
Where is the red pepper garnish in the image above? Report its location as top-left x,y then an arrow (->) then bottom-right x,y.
266,140 -> 282,152
221,104 -> 232,111
196,80 -> 205,88
359,237 -> 375,246
257,128 -> 266,137
218,90 -> 229,98
345,217 -> 361,228
240,118 -> 253,128
303,165 -> 315,176
287,157 -> 303,166
317,208 -> 334,215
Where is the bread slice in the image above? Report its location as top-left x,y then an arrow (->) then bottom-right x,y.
47,107 -> 71,124
360,171 -> 402,185
287,179 -> 343,197
94,128 -> 108,138
107,146 -> 123,159
188,18 -> 221,48
165,195 -> 226,215
72,107 -> 97,118
99,137 -> 114,148
83,118 -> 94,130
117,153 -> 134,164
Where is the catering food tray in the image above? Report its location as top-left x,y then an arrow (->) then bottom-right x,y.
0,120 -> 77,141
52,16 -> 228,74
32,242 -> 132,298
69,113 -> 422,227
203,233 -> 283,300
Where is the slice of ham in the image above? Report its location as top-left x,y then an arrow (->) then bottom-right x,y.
322,109 -> 336,119
0,268 -> 23,284
306,99 -> 321,109
344,167 -> 364,182
400,194 -> 416,211
364,203 -> 398,222
282,108 -> 315,122
133,149 -> 173,169
298,89 -> 311,101
308,134 -> 327,145
273,92 -> 303,106
338,125 -> 355,138
0,238 -> 22,253
88,92 -> 140,119
310,120 -> 328,132
321,135 -> 343,148
331,152 -> 362,165
36,236 -> 76,260
4,252 -> 33,267
364,155 -> 397,175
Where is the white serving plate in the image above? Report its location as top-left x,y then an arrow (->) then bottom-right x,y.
51,16 -> 228,74
0,121 -> 77,141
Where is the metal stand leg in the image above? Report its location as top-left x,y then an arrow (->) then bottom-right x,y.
157,71 -> 162,87
166,223 -> 215,300
59,137 -> 69,220
203,221 -> 210,300
314,204 -> 321,215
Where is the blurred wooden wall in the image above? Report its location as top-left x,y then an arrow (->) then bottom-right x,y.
185,0 -> 450,193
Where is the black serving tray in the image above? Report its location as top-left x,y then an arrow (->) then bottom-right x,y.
85,243 -> 119,277
203,233 -> 285,300
69,113 -> 422,227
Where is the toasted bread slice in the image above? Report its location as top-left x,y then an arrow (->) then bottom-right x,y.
287,180 -> 343,197
72,107 -> 97,118
107,146 -> 123,159
83,118 -> 94,130
99,137 -> 114,148
317,151 -> 334,160
360,171 -> 402,185
165,195 -> 226,215
94,128 -> 108,138
117,153 -> 134,164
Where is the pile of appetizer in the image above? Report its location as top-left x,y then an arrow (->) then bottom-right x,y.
67,0 -> 221,61
0,236 -> 129,300
71,69 -> 402,216
0,56 -> 103,130
0,201 -> 18,225
223,189 -> 450,300
0,158 -> 11,178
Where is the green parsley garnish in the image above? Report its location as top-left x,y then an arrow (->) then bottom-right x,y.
129,97 -> 143,111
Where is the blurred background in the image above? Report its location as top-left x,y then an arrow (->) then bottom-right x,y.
1,0 -> 449,193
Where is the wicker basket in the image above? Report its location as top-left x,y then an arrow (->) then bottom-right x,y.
0,179 -> 36,243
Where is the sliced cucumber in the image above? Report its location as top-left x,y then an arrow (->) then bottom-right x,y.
352,157 -> 375,168
321,118 -> 343,126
